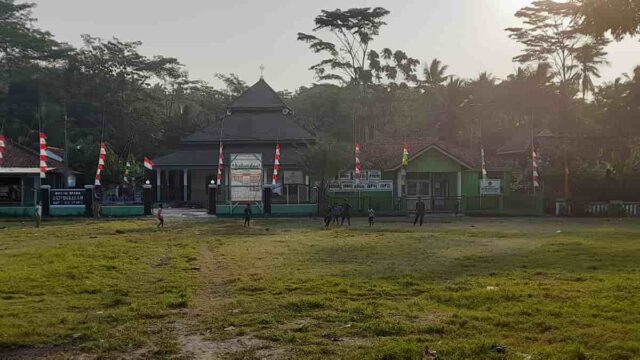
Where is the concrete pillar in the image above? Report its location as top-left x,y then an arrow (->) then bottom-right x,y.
183,169 -> 188,202
40,185 -> 51,217
156,169 -> 161,202
207,184 -> 217,215
263,185 -> 272,215
84,185 -> 94,217
457,171 -> 462,198
143,184 -> 153,215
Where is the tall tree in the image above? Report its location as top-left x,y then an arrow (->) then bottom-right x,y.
572,0 -> 640,40
506,0 -> 607,131
297,7 -> 419,85
574,39 -> 609,99
422,58 -> 449,87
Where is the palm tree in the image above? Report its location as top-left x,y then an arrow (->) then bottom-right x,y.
573,41 -> 609,99
423,58 -> 449,87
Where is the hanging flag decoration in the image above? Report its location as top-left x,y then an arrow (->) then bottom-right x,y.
144,157 -> 154,170
216,143 -> 224,185
39,132 -> 47,179
481,147 -> 488,180
354,143 -> 362,180
272,143 -> 281,185
123,161 -> 131,183
532,145 -> 540,189
0,134 -> 5,166
402,143 -> 409,168
94,142 -> 106,186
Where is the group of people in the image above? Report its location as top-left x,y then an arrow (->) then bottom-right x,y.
324,201 -> 376,227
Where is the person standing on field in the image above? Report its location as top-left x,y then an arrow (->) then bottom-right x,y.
244,204 -> 252,227
414,196 -> 426,226
341,201 -> 352,226
35,201 -> 42,228
157,203 -> 164,228
368,208 -> 375,227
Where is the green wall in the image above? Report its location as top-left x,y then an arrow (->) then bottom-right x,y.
216,204 -> 317,217
328,191 -> 394,212
50,206 -> 85,217
0,207 -> 35,217
405,149 -> 464,173
102,206 -> 144,217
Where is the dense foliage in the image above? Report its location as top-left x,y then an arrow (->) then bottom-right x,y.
1,1 -> 639,196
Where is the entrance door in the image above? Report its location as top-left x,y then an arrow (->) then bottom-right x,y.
432,174 -> 450,211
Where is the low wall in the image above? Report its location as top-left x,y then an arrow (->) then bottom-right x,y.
101,205 -> 144,217
216,204 -> 317,217
50,206 -> 85,217
0,206 -> 35,217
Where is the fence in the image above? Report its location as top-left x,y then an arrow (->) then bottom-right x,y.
464,194 -> 543,216
557,199 -> 640,217
215,184 -> 318,205
102,186 -> 143,205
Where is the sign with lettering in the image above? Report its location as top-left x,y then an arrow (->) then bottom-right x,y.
480,179 -> 502,195
284,170 -> 304,184
50,189 -> 85,206
230,153 -> 263,202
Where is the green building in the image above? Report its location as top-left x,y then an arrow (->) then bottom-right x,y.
330,139 -> 542,216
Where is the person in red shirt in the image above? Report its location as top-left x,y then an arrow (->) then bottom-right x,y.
157,203 -> 164,228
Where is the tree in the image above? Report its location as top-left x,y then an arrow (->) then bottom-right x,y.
298,7 -> 419,85
422,58 -> 449,87
574,39 -> 609,99
572,0 -> 640,40
0,0 -> 68,73
506,0 -> 607,131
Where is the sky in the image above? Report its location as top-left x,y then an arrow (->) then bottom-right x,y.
33,0 -> 640,92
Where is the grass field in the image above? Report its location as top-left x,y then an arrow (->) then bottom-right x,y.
0,217 -> 639,359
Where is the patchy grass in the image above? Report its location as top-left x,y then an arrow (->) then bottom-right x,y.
0,217 -> 640,359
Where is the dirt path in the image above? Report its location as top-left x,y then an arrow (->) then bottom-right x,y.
173,241 -> 286,359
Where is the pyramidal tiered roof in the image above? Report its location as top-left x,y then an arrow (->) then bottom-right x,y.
180,78 -> 312,144
228,78 -> 288,111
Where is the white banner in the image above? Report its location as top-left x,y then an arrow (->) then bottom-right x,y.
480,179 -> 502,195
230,153 -> 262,202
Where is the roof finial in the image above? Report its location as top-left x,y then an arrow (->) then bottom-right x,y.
259,64 -> 265,79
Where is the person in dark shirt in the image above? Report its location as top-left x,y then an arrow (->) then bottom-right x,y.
341,201 -> 352,226
324,205 -> 333,228
332,203 -> 342,225
244,204 -> 252,227
414,196 -> 426,226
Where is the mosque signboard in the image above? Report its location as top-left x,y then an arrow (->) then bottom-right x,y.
230,153 -> 263,202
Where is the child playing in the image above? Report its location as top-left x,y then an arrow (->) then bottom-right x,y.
368,208 -> 375,227
243,204 -> 252,227
35,201 -> 42,228
157,203 -> 164,228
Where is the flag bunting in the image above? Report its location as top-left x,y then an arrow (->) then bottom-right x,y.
94,142 -> 106,186
354,143 -> 362,179
39,132 -> 47,179
481,147 -> 488,180
402,143 -> 409,168
532,145 -> 540,189
0,134 -> 5,166
272,143 -> 280,185
144,157 -> 154,170
216,143 -> 224,185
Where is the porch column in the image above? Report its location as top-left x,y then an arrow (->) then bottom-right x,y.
183,169 -> 188,202
156,169 -> 161,202
457,171 -> 462,197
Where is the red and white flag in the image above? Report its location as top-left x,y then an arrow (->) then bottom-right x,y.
94,142 -> 106,186
0,134 -> 5,166
39,133 -> 47,179
354,143 -> 362,180
532,145 -> 540,189
481,147 -> 488,180
272,143 -> 280,185
144,157 -> 154,170
216,142 -> 224,185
